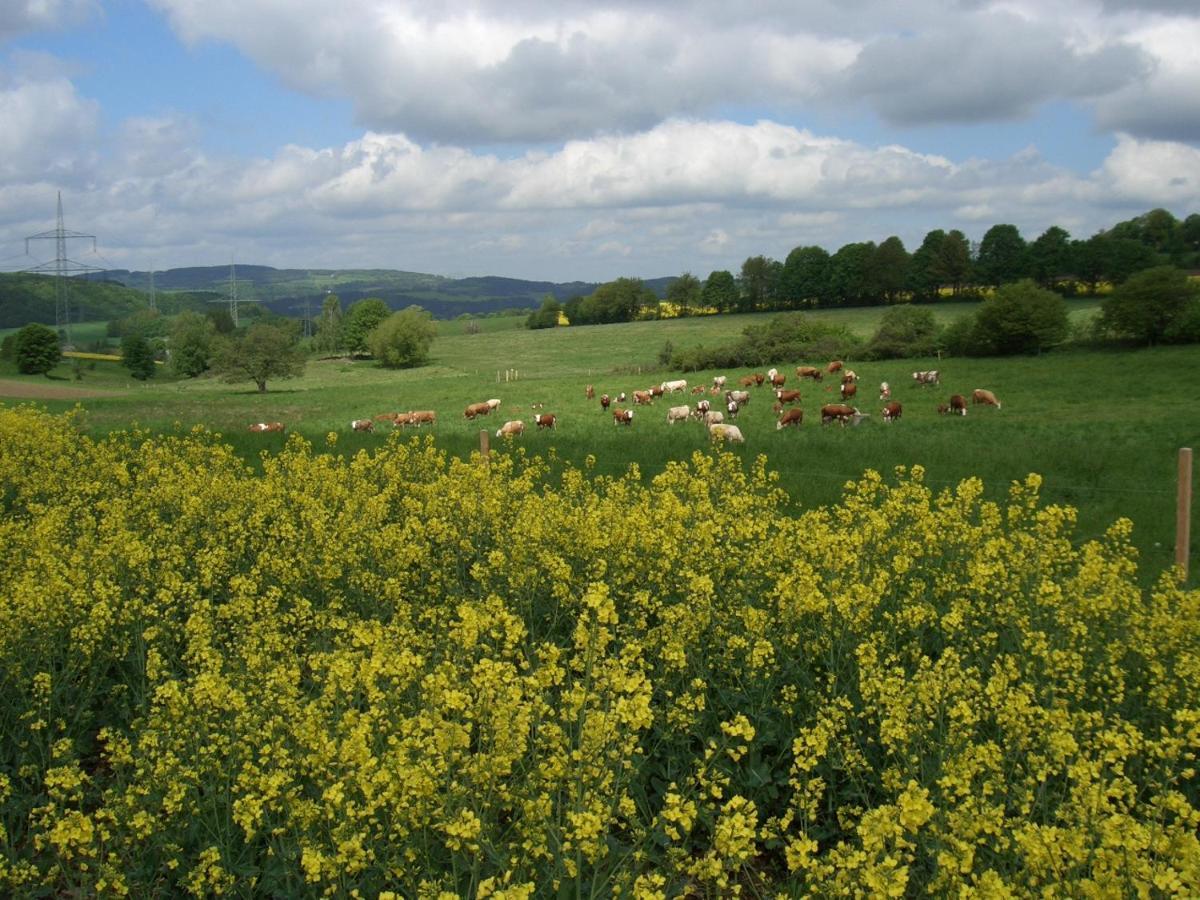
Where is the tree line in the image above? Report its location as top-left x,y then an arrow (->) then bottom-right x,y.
528,207 -> 1199,329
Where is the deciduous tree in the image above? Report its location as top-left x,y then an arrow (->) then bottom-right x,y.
1101,265 -> 1199,345
212,321 -> 306,392
13,323 -> 61,375
367,306 -> 437,367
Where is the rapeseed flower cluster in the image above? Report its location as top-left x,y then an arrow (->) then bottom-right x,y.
0,405 -> 1197,896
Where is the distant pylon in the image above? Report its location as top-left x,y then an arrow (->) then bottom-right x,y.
23,192 -> 104,344
229,262 -> 238,327
149,269 -> 156,312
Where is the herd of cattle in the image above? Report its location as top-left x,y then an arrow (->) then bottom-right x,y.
247,362 -> 1002,442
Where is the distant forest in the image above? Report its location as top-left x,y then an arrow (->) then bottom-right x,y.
529,207 -> 1200,328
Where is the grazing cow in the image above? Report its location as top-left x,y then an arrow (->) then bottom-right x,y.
739,375 -> 756,388
487,398 -> 502,410
772,401 -> 783,413
613,408 -> 634,426
248,421 -> 285,433
879,381 -> 891,400
650,386 -> 665,399
530,402 -> 544,410
820,404 -> 865,426
694,399 -> 711,417
913,370 -> 940,386
972,389 -> 1001,409
882,401 -> 902,423
703,410 -> 725,426
661,379 -> 688,394
600,394 -> 611,411
351,419 -> 374,432
391,412 -> 415,427
373,412 -> 401,423
709,423 -> 746,444
777,408 -> 804,429
585,385 -> 594,400
796,366 -> 823,381
771,373 -> 786,388
726,400 -> 741,419
827,360 -> 844,374
767,368 -> 778,383
691,385 -> 706,395
464,402 -> 492,420
713,375 -> 727,389
725,390 -> 750,407
666,405 -> 692,425
710,386 -> 722,396
753,373 -> 766,387
949,394 -> 967,416
842,370 -> 858,383
841,382 -> 858,402
776,388 -> 802,404
937,403 -> 950,415
496,420 -> 525,438
533,413 -> 557,429
407,410 -> 436,426
634,390 -> 654,405
617,392 -> 627,403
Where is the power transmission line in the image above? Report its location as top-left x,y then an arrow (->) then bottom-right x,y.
22,192 -> 106,345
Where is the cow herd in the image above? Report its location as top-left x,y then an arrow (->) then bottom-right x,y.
247,363 -> 1003,442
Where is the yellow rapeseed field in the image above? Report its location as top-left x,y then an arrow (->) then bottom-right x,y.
0,404 -> 1196,897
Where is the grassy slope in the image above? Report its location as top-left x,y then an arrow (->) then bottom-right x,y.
0,297 -> 1193,584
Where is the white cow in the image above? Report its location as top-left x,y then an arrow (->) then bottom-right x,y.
661,379 -> 688,394
709,423 -> 745,444
666,405 -> 691,424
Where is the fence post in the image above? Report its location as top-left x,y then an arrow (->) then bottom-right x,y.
480,429 -> 490,468
1178,447 -> 1193,581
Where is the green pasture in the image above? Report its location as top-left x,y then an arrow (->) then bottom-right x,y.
0,299 -> 1193,585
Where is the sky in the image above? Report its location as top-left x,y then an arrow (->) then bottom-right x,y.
1,0 -> 1198,283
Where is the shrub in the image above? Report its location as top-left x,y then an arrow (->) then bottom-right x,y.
863,304 -> 942,359
1101,265 -> 1200,345
365,305 -> 437,368
12,322 -> 61,374
970,279 -> 1069,355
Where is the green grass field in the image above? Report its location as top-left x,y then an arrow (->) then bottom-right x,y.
0,298 -> 1193,584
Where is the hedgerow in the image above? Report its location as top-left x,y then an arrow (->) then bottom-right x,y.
0,405 -> 1196,896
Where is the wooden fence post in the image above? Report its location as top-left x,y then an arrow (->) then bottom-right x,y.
1178,447 -> 1193,581
480,429 -> 490,468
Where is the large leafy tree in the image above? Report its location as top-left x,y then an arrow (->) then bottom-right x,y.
828,241 -> 877,306
1028,226 -> 1072,288
871,236 -> 910,303
907,229 -> 947,301
1101,265 -> 1199,345
367,306 -> 437,367
312,294 -> 344,354
970,279 -> 1069,355
526,295 -> 563,330
342,297 -> 391,356
701,270 -> 738,314
212,321 -> 306,392
13,322 -> 61,375
936,230 -> 973,296
168,310 -> 217,377
976,224 -> 1028,288
665,272 -> 702,317
121,333 -> 157,380
578,277 -> 656,323
738,256 -> 778,312
779,245 -> 832,308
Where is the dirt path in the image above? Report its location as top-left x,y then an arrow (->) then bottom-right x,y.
0,379 -> 123,401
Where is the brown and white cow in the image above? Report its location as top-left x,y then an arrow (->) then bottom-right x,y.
882,401 -> 902,423
725,390 -> 750,407
406,410 -> 436,426
613,408 -> 634,426
661,379 -> 688,394
248,421 -> 285,433
694,399 -> 711,417
533,413 -> 557,429
842,370 -> 858,384
600,393 -> 611,411
486,398 -> 502,410
373,412 -> 402,423
879,381 -> 891,400
691,385 -> 706,395
776,388 -> 802,404
949,394 -> 967,416
840,382 -> 858,402
633,390 -> 654,405
972,388 -> 1001,409
777,408 -> 804,429
796,366 -> 823,381
771,373 -> 786,388
913,370 -> 940,386
820,403 -> 863,426
703,410 -> 725,426
827,360 -> 844,374
753,373 -> 766,387
351,419 -> 374,432
712,375 -> 727,389
649,385 -> 665,399
739,375 -> 756,388
585,384 -> 595,400
617,392 -> 627,403
496,420 -> 525,438
464,402 -> 492,419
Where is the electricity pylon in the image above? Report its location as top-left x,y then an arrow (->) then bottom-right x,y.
24,192 -> 104,344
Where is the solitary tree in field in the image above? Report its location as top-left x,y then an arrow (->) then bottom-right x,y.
121,333 -> 157,380
168,310 -> 216,377
342,298 -> 391,356
366,306 -> 437,368
211,321 -> 306,392
13,323 -> 61,375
